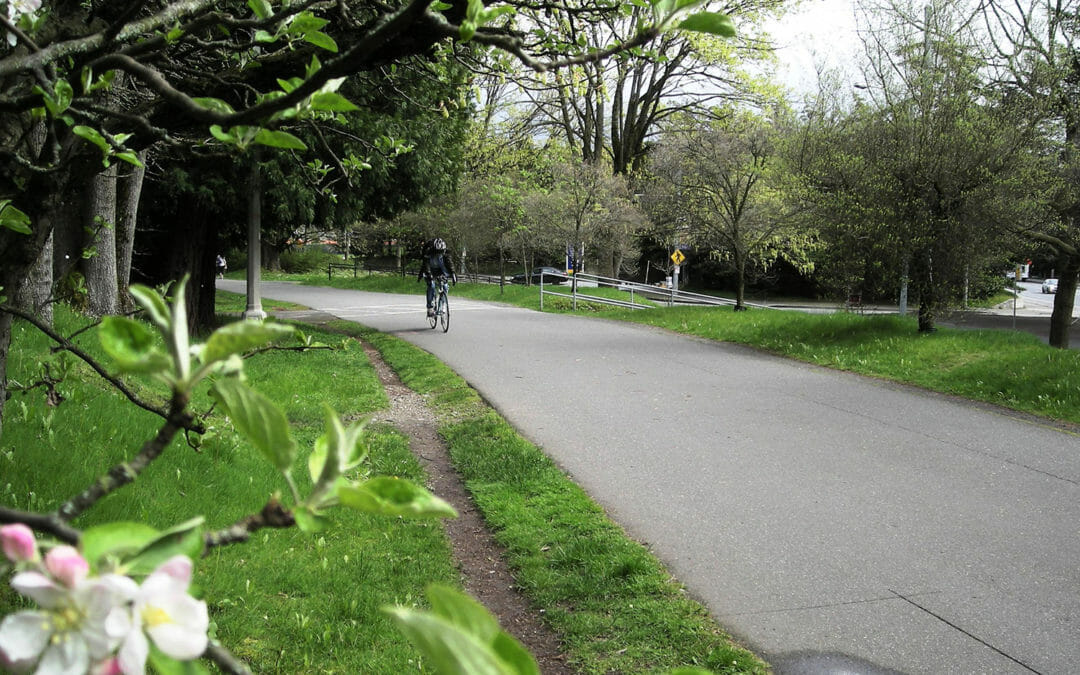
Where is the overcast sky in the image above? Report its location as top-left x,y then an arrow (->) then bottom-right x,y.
766,0 -> 862,98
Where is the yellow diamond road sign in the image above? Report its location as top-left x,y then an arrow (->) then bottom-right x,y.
671,249 -> 685,265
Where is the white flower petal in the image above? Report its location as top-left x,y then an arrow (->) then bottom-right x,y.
11,572 -> 66,608
0,611 -> 50,663
145,622 -> 207,661
36,635 -> 89,675
117,629 -> 149,675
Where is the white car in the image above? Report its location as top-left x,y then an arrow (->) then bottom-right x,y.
1042,278 -> 1059,293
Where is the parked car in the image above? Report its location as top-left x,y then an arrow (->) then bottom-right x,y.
1042,278 -> 1059,294
511,267 -> 569,285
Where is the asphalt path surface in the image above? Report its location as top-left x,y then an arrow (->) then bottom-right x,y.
223,280 -> 1080,674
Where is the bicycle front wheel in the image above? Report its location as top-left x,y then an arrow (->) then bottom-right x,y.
439,292 -> 450,332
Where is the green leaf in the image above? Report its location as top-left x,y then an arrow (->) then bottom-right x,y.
210,378 -> 297,473
338,477 -> 457,518
384,608 -> 510,675
248,0 -> 272,19
54,80 -> 73,114
460,20 -> 476,42
306,55 -> 322,79
427,585 -> 501,643
72,125 -> 110,154
0,201 -> 31,234
480,5 -> 515,23
115,150 -> 144,168
430,0 -> 452,9
254,29 -> 277,42
253,128 -> 307,150
81,522 -> 160,573
202,321 -> 296,364
310,91 -> 359,112
148,645 -> 212,675
304,31 -> 338,53
384,586 -> 539,675
465,0 -> 483,22
294,506 -> 331,533
209,124 -> 237,144
193,98 -> 236,114
427,587 -> 539,674
98,316 -> 171,374
276,77 -> 302,93
170,277 -> 191,381
676,12 -> 735,37
123,517 -> 205,576
165,23 -> 184,42
129,284 -> 171,332
288,13 -> 329,35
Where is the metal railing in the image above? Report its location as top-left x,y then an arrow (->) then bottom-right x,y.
539,272 -> 772,311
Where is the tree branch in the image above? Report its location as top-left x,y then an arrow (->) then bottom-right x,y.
0,304 -> 206,434
57,391 -> 193,522
0,506 -> 81,544
202,496 -> 296,552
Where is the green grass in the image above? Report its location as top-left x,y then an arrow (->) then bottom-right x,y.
2,306 -> 456,673
215,288 -> 308,313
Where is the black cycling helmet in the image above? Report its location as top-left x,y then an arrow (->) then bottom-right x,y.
432,238 -> 446,252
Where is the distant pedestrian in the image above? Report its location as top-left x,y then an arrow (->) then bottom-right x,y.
216,254 -> 227,279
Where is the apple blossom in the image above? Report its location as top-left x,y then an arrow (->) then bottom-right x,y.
0,523 -> 38,563
46,545 -> 90,588
109,555 -> 209,674
0,565 -> 136,675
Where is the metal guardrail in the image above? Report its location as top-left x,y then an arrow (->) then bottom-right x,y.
327,262 -> 405,279
538,272 -> 773,311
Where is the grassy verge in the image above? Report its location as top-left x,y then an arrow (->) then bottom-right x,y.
603,306 -> 1080,425
2,306 -> 457,672
344,321 -> 768,674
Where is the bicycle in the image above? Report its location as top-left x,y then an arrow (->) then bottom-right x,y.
428,275 -> 450,332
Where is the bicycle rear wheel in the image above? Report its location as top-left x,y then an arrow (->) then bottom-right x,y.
428,302 -> 437,329
439,292 -> 450,332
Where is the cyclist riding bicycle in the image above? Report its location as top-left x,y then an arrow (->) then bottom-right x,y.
417,237 -> 457,317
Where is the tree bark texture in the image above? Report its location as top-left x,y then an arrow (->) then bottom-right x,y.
12,229 -> 54,325
83,165 -> 119,318
1049,253 -> 1080,348
116,153 -> 148,313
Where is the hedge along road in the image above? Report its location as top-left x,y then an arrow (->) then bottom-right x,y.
222,280 -> 1079,675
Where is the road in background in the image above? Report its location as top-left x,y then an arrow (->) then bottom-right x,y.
221,280 -> 1080,674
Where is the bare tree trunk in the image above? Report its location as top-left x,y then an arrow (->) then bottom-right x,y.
12,230 -> 55,325
83,165 -> 119,317
116,151 -> 147,312
1049,253 -> 1080,348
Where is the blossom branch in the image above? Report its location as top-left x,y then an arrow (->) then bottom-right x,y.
0,505 -> 81,544
203,496 -> 295,552
0,303 -> 206,434
204,641 -> 253,675
57,391 -> 193,522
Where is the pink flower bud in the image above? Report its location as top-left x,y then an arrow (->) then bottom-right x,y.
0,523 -> 38,563
45,545 -> 89,587
92,657 -> 124,675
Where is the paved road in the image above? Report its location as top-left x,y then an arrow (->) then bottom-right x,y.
223,280 -> 1080,674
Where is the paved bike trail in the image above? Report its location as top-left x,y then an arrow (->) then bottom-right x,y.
223,280 -> 1080,674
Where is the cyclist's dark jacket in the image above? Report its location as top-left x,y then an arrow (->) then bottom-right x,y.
417,244 -> 456,280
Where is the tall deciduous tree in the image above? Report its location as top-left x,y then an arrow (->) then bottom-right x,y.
980,0 -> 1080,347
0,0 -> 733,433
647,111 -> 805,308
798,0 -> 1036,330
